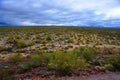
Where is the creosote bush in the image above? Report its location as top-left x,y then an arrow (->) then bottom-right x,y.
0,46 -> 11,53
0,69 -> 15,80
8,53 -> 23,64
81,47 -> 96,61
7,35 -> 17,44
24,50 -> 88,75
16,40 -> 27,48
106,54 -> 120,70
67,38 -> 74,43
28,54 -> 43,67
7,35 -> 35,48
27,41 -> 35,46
46,36 -> 52,41
17,64 -> 30,73
48,51 -> 88,75
72,47 -> 96,61
7,36 -> 27,48
41,39 -> 47,44
16,49 -> 26,53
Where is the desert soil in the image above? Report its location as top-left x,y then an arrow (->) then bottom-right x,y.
20,73 -> 120,80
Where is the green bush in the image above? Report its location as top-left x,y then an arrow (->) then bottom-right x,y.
106,55 -> 120,70
0,46 -> 12,53
0,69 -> 15,80
16,40 -> 27,48
28,54 -> 43,67
14,35 -> 20,39
67,38 -> 74,43
7,35 -> 16,44
41,39 -> 47,44
8,53 -> 23,64
16,49 -> 26,53
81,48 -> 96,61
27,41 -> 35,46
24,34 -> 30,40
17,64 -> 30,73
48,51 -> 88,75
72,47 -> 96,61
46,36 -> 52,41
7,36 -> 28,48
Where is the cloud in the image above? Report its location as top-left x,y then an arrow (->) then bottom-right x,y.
55,0 -> 118,11
104,7 -> 120,19
20,21 -> 39,25
0,0 -> 120,27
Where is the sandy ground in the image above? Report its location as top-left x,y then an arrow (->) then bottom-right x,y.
28,73 -> 120,80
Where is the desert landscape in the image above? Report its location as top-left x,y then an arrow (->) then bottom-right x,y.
0,26 -> 120,80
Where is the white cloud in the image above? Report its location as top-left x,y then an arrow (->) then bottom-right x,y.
104,7 -> 120,19
20,20 -> 65,26
54,0 -> 120,20
55,0 -> 118,11
43,9 -> 59,14
20,21 -> 39,25
94,7 -> 120,20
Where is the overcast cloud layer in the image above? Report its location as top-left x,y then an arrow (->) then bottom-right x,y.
0,0 -> 120,27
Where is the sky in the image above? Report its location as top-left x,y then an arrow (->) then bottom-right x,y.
0,0 -> 120,27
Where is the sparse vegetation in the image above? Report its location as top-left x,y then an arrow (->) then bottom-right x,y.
0,27 -> 120,79
80,48 -> 96,61
17,63 -> 30,73
0,46 -> 11,53
28,54 -> 43,67
106,54 -> 120,70
0,68 -> 15,80
7,53 -> 23,64
48,51 -> 88,75
72,47 -> 96,61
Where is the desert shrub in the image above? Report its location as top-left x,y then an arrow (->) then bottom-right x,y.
104,47 -> 113,54
72,47 -> 96,61
8,53 -> 23,64
7,35 -> 17,44
27,41 -> 35,46
46,36 -> 52,41
7,35 -> 14,44
33,39 -> 38,43
24,34 -> 30,40
56,32 -> 62,36
36,35 -> 40,39
14,35 -> 20,39
17,64 -> 30,73
42,47 -> 48,50
0,69 -> 15,80
16,49 -> 26,53
67,38 -> 74,43
95,64 -> 113,72
0,46 -> 12,53
42,53 -> 52,64
41,39 -> 47,44
0,46 -> 6,52
28,54 -> 43,67
7,36 -> 28,48
48,51 -> 88,75
70,48 -> 82,56
106,55 -> 120,70
15,40 -> 27,48
94,59 -> 106,66
81,48 -> 96,61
